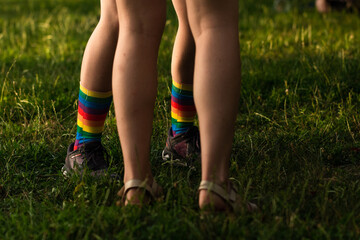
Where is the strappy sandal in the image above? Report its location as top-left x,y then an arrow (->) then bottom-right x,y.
198,180 -> 258,213
116,179 -> 163,206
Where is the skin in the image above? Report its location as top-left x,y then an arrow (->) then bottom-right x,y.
180,0 -> 242,210
171,0 -> 195,85
112,0 -> 166,204
79,0 -> 242,209
316,0 -> 330,13
80,0 -> 118,91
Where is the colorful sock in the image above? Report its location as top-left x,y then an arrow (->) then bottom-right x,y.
74,84 -> 112,150
171,79 -> 196,136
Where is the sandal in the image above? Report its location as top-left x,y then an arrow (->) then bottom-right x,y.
117,179 -> 163,206
198,180 -> 258,213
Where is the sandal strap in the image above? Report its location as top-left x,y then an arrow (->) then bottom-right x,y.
122,179 -> 162,200
124,179 -> 152,196
198,180 -> 237,209
199,180 -> 258,213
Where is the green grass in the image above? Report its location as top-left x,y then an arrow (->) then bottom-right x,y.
1,0 -> 360,239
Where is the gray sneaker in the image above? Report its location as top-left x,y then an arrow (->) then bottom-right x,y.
62,141 -> 109,177
162,126 -> 201,167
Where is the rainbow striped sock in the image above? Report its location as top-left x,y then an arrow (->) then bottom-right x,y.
74,84 -> 112,150
171,80 -> 196,136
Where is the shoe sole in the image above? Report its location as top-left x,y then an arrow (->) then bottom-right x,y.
161,150 -> 189,167
61,165 -> 71,177
61,165 -> 114,178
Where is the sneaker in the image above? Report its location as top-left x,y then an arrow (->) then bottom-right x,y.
62,141 -> 109,177
162,126 -> 201,167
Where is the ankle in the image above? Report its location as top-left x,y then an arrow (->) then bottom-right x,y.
121,178 -> 158,206
124,168 -> 153,183
125,188 -> 151,206
201,178 -> 229,187
199,189 -> 229,211
123,175 -> 153,185
198,179 -> 233,211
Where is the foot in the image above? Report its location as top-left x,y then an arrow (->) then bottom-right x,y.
117,179 -> 163,206
199,188 -> 230,212
122,188 -> 152,206
198,180 -> 258,213
62,141 -> 109,177
162,126 -> 200,167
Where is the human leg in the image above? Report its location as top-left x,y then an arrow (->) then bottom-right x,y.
74,0 -> 119,150
80,0 -> 118,91
162,0 -> 199,165
171,0 -> 196,135
112,0 -> 166,204
185,0 -> 242,210
63,0 -> 119,176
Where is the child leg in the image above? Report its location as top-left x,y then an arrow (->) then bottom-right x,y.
171,0 -> 196,135
63,0 -> 119,176
74,0 -> 118,150
162,0 -> 199,165
185,0 -> 242,210
80,0 -> 118,91
112,0 -> 166,203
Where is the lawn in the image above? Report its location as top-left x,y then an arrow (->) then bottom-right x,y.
0,0 -> 359,239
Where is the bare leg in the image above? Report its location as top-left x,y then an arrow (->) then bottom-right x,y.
112,0 -> 166,204
80,0 -> 118,91
71,0 -> 118,151
185,0 -> 242,210
168,0 -> 197,138
172,0 -> 195,85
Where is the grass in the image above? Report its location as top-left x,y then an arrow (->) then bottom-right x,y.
1,0 -> 360,239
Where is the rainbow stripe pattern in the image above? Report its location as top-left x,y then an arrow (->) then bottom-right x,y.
171,80 -> 196,135
74,84 -> 112,150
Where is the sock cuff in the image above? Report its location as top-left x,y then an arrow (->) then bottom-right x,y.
80,83 -> 112,98
172,80 -> 193,92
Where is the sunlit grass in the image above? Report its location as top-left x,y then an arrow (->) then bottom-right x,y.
0,0 -> 359,239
